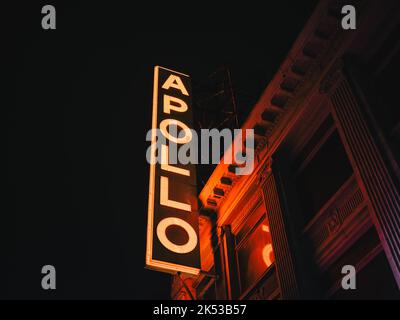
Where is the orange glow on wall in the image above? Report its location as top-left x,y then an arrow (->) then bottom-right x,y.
262,224 -> 274,267
237,219 -> 275,293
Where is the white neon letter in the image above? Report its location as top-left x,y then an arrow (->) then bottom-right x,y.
161,144 -> 190,176
160,176 -> 191,212
162,75 -> 189,96
156,217 -> 198,254
163,95 -> 188,114
159,119 -> 192,144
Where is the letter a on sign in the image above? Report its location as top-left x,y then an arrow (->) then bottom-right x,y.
146,66 -> 200,275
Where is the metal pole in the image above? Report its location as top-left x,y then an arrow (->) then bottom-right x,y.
226,67 -> 239,128
177,272 -> 196,300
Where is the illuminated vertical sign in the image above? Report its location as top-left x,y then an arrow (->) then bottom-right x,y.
146,66 -> 200,275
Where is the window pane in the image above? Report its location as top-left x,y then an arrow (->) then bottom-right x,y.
237,217 -> 275,294
296,130 -> 353,225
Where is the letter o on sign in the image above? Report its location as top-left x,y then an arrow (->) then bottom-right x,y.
159,119 -> 192,144
156,217 -> 198,254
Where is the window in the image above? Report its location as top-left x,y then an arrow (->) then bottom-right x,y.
294,119 -> 353,225
236,213 -> 275,295
368,32 -> 400,164
345,24 -> 400,171
327,227 -> 400,299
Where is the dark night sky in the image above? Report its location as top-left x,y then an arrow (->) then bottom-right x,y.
6,1 -> 318,299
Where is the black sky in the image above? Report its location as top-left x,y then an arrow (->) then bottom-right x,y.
6,1 -> 319,299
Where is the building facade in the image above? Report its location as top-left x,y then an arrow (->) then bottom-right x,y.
172,0 -> 400,299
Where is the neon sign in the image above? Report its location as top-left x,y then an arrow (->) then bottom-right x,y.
146,66 -> 200,275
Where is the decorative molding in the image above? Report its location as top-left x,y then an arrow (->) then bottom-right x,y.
261,171 -> 301,299
330,73 -> 400,287
257,158 -> 273,187
319,58 -> 344,94
326,209 -> 342,235
230,192 -> 263,236
302,175 -> 371,269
